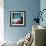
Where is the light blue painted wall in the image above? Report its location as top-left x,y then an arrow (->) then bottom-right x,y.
40,0 -> 46,27
4,0 -> 40,42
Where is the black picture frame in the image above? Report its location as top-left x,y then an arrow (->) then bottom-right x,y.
10,11 -> 26,27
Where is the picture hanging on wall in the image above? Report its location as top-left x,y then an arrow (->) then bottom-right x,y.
10,11 -> 26,27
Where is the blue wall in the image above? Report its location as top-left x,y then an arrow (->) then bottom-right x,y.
4,0 -> 40,42
40,0 -> 46,27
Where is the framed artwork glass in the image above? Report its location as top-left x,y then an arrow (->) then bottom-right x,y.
10,11 -> 26,27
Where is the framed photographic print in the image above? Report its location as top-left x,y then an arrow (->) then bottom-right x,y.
10,11 -> 26,27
